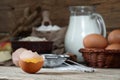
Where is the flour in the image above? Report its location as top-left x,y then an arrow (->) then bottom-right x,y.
19,36 -> 47,41
36,25 -> 61,31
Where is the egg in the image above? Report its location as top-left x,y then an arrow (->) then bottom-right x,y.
83,34 -> 108,48
108,29 -> 120,44
19,50 -> 44,74
12,48 -> 27,66
106,43 -> 120,50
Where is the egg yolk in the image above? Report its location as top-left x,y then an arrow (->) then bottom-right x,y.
23,57 -> 43,63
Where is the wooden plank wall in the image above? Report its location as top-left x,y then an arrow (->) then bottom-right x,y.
0,0 -> 120,35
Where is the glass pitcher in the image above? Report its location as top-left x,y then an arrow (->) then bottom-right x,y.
65,6 -> 106,62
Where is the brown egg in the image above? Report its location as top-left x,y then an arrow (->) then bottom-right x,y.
12,48 -> 27,66
106,43 -> 120,50
108,29 -> 120,44
83,34 -> 108,48
19,50 -> 44,74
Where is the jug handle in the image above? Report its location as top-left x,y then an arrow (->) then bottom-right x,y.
92,13 -> 106,37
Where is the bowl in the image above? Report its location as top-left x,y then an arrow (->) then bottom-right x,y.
11,40 -> 53,54
79,48 -> 120,68
43,54 -> 69,67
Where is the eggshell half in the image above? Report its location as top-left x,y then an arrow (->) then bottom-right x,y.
19,50 -> 44,74
12,48 -> 27,66
19,58 -> 44,74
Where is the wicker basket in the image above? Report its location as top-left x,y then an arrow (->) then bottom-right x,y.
79,48 -> 120,68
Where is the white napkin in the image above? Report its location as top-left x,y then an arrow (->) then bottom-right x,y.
53,62 -> 95,73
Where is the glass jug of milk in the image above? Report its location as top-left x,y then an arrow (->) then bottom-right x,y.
65,6 -> 106,62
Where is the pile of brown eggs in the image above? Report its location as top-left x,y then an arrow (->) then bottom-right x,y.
83,29 -> 120,50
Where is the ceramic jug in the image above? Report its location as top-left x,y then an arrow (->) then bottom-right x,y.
65,6 -> 106,62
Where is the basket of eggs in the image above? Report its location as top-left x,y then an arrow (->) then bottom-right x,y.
79,29 -> 120,68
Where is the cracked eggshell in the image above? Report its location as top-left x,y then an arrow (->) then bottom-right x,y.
12,48 -> 27,66
19,50 -> 44,74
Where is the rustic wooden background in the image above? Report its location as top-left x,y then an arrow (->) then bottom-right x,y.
0,0 -> 120,37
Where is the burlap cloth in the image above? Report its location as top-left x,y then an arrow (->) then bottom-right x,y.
31,27 -> 67,54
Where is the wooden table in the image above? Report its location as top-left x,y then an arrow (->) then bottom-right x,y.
0,66 -> 120,80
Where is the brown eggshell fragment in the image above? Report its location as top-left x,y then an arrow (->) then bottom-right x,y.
83,34 -> 108,48
19,59 -> 44,74
19,50 -> 44,74
108,29 -> 120,44
105,43 -> 120,50
12,48 -> 27,66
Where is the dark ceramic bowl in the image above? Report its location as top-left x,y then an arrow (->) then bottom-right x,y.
11,38 -> 53,54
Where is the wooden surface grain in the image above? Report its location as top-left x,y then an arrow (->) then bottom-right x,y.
0,66 -> 120,80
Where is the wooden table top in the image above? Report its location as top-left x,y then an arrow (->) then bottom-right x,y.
0,66 -> 120,80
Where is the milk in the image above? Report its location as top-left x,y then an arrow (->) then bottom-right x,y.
65,15 -> 101,62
